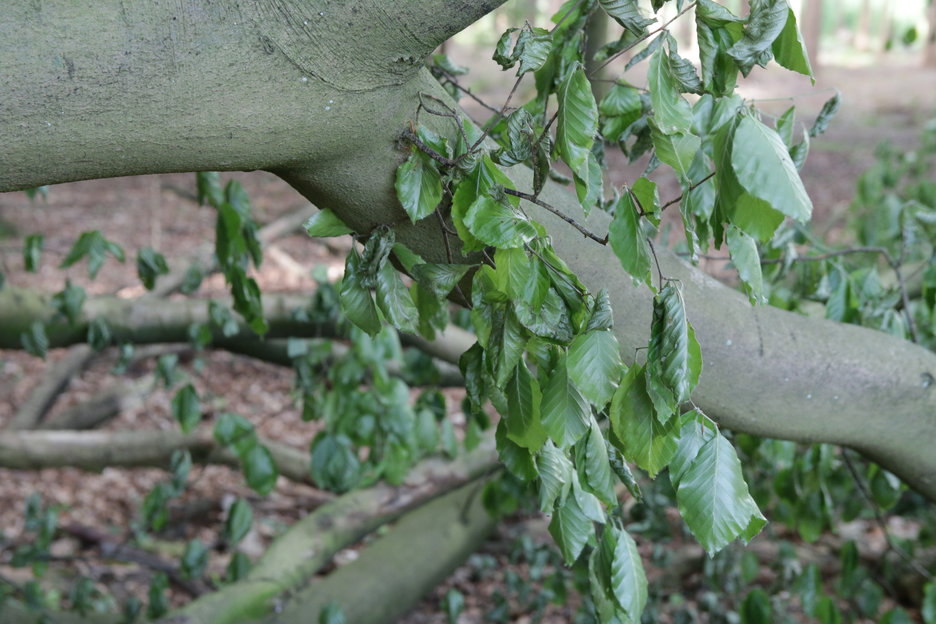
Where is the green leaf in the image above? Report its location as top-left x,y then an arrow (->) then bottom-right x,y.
60,230 -> 125,279
395,151 -> 443,223
52,280 -> 86,326
319,603 -> 347,624
442,589 -> 465,624
651,123 -> 701,179
224,498 -> 253,546
86,317 -> 112,351
548,487 -> 593,565
196,171 -> 223,207
20,321 -> 48,359
669,410 -> 717,488
451,158 -> 512,254
23,234 -> 43,272
646,283 -> 697,422
226,552 -> 252,582
809,91 -> 841,138
494,25 -> 552,75
600,0 -> 655,36
339,252 -> 381,337
771,7 -> 813,80
304,209 -> 354,237
375,261 -> 418,334
136,247 -> 169,291
609,192 -> 653,287
412,263 -> 472,299
538,440 -> 574,512
556,64 -> 598,179
727,0 -> 789,76
726,225 -> 765,304
495,419 -> 538,481
541,356 -> 590,448
731,114 -> 812,223
609,366 -> 678,477
505,361 -> 547,450
214,413 -> 257,455
598,524 -> 647,620
586,289 -> 614,332
464,194 -> 537,249
180,539 -> 208,580
648,48 -> 694,135
579,417 -> 617,506
310,433 -> 361,493
171,384 -> 202,434
242,444 -> 278,495
922,582 -> 936,624
676,433 -> 767,555
169,449 -> 191,495
567,330 -> 623,408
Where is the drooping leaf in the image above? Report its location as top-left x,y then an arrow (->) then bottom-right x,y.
224,498 -> 253,546
549,485 -> 594,565
242,444 -> 278,496
136,247 -> 169,291
609,192 -> 652,287
495,419 -> 538,481
651,122 -> 701,179
411,262 -> 472,299
731,114 -> 812,223
646,283 -> 697,421
597,524 -> 647,620
771,7 -> 813,80
567,330 -> 623,408
538,440 -> 574,512
600,0 -> 655,36
375,261 -> 418,334
504,361 -> 547,450
609,366 -> 678,477
60,230 -> 125,279
51,280 -> 86,326
541,356 -> 590,448
727,0 -> 790,76
304,209 -> 354,237
20,321 -> 49,359
171,384 -> 202,434
809,91 -> 841,138
339,250 -> 381,336
556,64 -> 598,179
648,48 -> 694,135
214,412 -> 257,456
180,539 -> 208,580
310,432 -> 361,494
23,234 -> 43,272
669,410 -> 717,488
726,225 -> 765,304
586,289 -> 614,332
579,417 -> 617,506
676,433 -> 767,555
494,25 -> 553,76
395,151 -> 443,223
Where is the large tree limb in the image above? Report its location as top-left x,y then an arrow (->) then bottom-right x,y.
1,0 -> 935,502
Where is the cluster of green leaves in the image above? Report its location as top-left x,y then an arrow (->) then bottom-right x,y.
379,1 -> 829,620
300,228 -> 479,492
17,229 -> 129,358
196,172 -> 268,335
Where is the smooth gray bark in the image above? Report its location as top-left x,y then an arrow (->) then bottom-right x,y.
1,0 -> 935,504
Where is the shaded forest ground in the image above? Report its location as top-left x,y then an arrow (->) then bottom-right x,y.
1,56 -> 935,622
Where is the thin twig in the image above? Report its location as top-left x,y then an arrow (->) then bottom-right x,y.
841,450 -> 934,582
401,128 -> 456,168
503,189 -> 607,245
660,171 -> 716,212
648,238 -> 665,291
439,74 -> 502,115
589,1 -> 698,77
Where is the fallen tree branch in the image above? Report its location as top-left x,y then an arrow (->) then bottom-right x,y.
165,437 -> 497,624
260,478 -> 497,624
0,430 -> 315,487
7,203 -> 320,430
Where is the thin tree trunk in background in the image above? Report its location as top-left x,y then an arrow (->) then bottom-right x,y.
585,9 -> 611,100
878,0 -> 894,54
853,0 -> 872,51
926,0 -> 936,67
801,0 -> 823,69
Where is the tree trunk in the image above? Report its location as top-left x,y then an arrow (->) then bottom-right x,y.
927,0 -> 936,67
1,2 -> 936,503
801,0 -> 823,69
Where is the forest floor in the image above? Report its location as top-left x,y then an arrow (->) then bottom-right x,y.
1,53 -> 935,623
